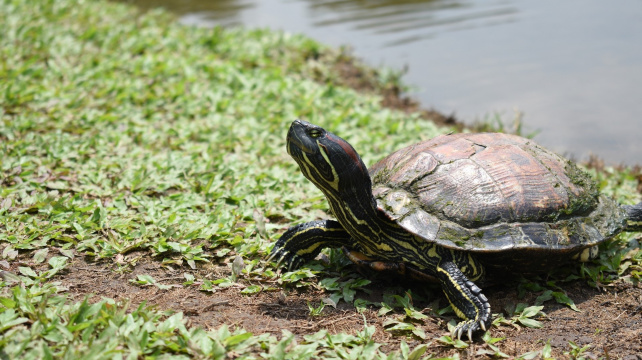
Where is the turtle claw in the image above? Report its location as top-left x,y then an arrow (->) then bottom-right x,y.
268,245 -> 305,271
452,319 -> 481,342
275,254 -> 286,269
266,251 -> 278,264
266,250 -> 283,267
451,299 -> 492,341
287,257 -> 297,271
454,327 -> 462,341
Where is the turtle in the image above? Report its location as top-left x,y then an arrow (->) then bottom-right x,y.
269,119 -> 642,340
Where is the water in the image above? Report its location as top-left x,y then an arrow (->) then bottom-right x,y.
122,0 -> 642,165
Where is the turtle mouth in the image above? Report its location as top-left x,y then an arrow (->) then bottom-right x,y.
287,119 -> 317,155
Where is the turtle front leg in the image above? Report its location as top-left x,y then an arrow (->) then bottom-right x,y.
269,220 -> 353,271
436,258 -> 491,341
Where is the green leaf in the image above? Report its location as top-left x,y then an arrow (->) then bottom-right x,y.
517,350 -> 542,360
407,344 -> 428,360
517,317 -> 542,328
0,309 -> 29,331
521,305 -> 544,318
535,290 -> 553,305
411,328 -> 426,340
213,278 -> 235,288
319,277 -> 340,291
3,246 -> 18,260
59,248 -> 75,259
240,285 -> 262,295
342,286 -> 356,303
551,291 -> 580,312
48,256 -> 68,270
482,331 -> 504,345
404,308 -> 428,321
0,297 -> 17,309
378,302 -> 394,316
200,279 -> 216,292
323,297 -> 338,309
542,342 -> 553,359
33,248 -> 49,263
18,267 -> 38,278
0,271 -> 21,284
224,332 -> 253,347
436,335 -> 469,349
135,274 -> 155,285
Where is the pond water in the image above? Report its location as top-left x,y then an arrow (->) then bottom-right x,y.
122,0 -> 642,165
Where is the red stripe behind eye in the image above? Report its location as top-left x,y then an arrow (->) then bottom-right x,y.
327,134 -> 363,170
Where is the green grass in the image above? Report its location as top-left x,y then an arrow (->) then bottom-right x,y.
0,0 -> 440,262
1,0 -> 640,359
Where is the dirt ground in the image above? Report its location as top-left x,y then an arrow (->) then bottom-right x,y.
328,55 -> 463,132
41,253 -> 640,359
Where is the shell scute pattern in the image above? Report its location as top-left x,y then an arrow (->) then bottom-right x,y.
471,144 -> 568,221
414,159 -> 507,227
370,133 -> 627,254
425,137 -> 478,163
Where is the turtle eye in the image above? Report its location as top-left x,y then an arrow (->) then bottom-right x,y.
309,129 -> 323,138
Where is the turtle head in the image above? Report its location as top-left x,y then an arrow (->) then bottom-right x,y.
286,119 -> 370,196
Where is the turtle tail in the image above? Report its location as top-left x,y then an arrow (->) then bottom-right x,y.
623,201 -> 642,231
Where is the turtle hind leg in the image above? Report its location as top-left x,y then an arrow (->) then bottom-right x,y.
436,260 -> 491,341
269,220 -> 353,271
343,248 -> 406,273
342,248 -> 440,282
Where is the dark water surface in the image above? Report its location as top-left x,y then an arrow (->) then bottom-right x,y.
124,0 -> 642,165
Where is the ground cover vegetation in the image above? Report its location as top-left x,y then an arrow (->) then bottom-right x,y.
1,0 -> 642,358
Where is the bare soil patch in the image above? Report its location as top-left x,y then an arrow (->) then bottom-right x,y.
328,55 -> 462,131
49,254 -> 642,358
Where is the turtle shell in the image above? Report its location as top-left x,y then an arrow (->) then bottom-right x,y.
370,133 -> 627,263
